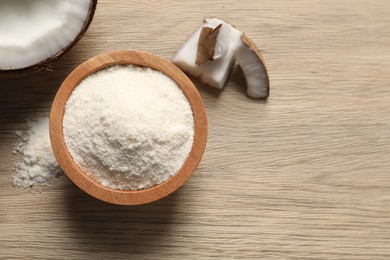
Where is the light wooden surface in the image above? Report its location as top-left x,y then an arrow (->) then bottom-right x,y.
50,50 -> 207,205
1,0 -> 390,259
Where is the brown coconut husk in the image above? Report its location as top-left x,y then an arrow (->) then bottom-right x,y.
196,24 -> 222,65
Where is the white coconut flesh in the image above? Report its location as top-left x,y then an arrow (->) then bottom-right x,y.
172,17 -> 269,99
0,0 -> 91,70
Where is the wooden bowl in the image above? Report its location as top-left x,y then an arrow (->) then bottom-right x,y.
50,50 -> 207,205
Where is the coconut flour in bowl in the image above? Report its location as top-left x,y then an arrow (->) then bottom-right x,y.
62,64 -> 195,190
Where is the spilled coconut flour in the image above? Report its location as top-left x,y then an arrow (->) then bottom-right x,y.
13,117 -> 61,188
63,65 -> 194,190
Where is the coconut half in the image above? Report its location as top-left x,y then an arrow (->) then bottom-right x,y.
172,17 -> 270,99
0,0 -> 97,74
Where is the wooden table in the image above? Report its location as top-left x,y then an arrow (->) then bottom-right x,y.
1,0 -> 390,259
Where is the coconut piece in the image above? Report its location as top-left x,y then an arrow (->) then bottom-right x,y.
0,0 -> 97,75
172,17 -> 270,99
172,18 -> 235,89
233,34 -> 269,99
196,24 -> 222,65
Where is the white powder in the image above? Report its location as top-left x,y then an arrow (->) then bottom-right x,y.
63,65 -> 194,190
13,117 -> 62,188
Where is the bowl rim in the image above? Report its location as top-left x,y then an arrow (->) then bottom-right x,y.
50,50 -> 208,205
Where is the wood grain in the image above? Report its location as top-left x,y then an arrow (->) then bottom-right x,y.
1,0 -> 390,259
50,50 -> 207,205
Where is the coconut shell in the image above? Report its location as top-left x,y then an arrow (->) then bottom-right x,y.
196,24 -> 222,65
0,0 -> 98,77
